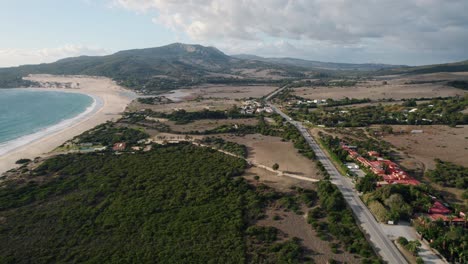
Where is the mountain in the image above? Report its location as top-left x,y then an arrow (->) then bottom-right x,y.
0,43 -> 296,93
232,54 -> 404,71
1,42 -> 466,94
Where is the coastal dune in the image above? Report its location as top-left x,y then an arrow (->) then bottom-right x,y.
0,74 -> 135,174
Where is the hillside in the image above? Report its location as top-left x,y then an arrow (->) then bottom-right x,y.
233,54 -> 403,71
377,60 -> 468,75
0,43 -> 297,93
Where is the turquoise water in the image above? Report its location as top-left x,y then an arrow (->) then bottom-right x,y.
0,89 -> 93,144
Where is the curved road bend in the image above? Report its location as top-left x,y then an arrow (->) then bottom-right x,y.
265,87 -> 407,263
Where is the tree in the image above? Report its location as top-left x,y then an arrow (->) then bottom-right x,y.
356,174 -> 377,193
405,240 -> 421,255
272,163 -> 279,170
397,236 -> 408,246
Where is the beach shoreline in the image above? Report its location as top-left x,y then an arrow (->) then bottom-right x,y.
0,90 -> 100,156
0,74 -> 135,175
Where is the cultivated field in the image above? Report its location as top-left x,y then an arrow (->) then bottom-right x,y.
292,73 -> 468,101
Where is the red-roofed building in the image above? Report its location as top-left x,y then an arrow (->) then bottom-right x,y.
368,151 -> 380,157
429,201 -> 451,215
113,142 -> 126,151
427,214 -> 466,224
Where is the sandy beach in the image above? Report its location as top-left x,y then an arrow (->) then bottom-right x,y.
0,74 -> 135,174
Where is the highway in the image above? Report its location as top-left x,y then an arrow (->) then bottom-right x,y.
265,86 -> 408,263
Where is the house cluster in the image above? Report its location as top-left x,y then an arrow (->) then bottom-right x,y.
425,197 -> 466,224
342,143 -> 466,224
240,100 -> 273,115
112,139 -> 152,152
341,144 -> 421,186
294,99 -> 328,106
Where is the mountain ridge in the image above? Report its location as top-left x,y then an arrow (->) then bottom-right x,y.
1,43 -> 467,93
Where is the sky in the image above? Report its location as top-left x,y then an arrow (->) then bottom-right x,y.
1,0 -> 468,67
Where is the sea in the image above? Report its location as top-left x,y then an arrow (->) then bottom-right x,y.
0,89 -> 94,150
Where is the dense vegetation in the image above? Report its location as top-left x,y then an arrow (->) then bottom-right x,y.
292,96 -> 468,127
362,184 -> 435,222
415,219 -> 467,263
137,96 -> 173,104
149,108 -> 250,124
0,144 -> 291,263
74,123 -> 149,146
447,80 -> 468,90
201,137 -> 248,158
426,159 -> 468,189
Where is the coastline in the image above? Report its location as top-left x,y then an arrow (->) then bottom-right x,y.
0,90 -> 101,156
0,74 -> 135,175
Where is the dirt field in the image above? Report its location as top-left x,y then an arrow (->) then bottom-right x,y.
293,73 -> 467,101
243,167 -> 313,192
255,207 -> 361,263
167,118 -> 258,133
221,134 -> 320,180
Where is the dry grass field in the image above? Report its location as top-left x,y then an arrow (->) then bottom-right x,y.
221,134 -> 320,179
381,125 -> 468,170
128,98 -> 239,113
185,84 -> 278,99
255,207 -> 361,264
159,84 -> 277,100
292,73 -> 468,101
167,118 -> 258,133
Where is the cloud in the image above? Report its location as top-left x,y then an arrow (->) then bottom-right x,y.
0,45 -> 110,68
112,0 -> 468,64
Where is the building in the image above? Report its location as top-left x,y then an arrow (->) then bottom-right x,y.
113,142 -> 126,151
428,201 -> 451,215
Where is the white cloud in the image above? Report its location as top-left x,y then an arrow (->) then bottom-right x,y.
112,0 -> 468,64
0,45 -> 110,68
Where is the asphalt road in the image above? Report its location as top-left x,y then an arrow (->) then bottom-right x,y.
265,87 -> 408,263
